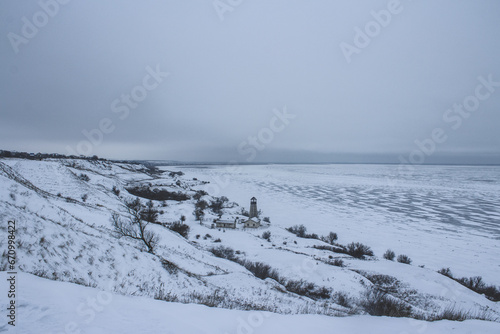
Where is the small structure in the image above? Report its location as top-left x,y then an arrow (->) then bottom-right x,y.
244,217 -> 261,228
215,217 -> 237,229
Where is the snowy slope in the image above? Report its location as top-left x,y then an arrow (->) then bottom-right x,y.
1,158 -> 499,332
2,273 -> 500,334
176,164 -> 500,283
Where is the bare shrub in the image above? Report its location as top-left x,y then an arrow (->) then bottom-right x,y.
286,225 -> 319,240
361,288 -> 412,318
78,173 -> 90,182
383,249 -> 395,261
333,291 -> 350,308
437,269 -> 500,301
322,232 -> 338,245
438,267 -> 453,278
161,259 -> 179,274
397,254 -> 412,264
346,242 -> 374,259
313,244 -> 347,255
126,186 -> 189,201
284,280 -> 331,300
332,259 -> 344,267
111,199 -> 159,254
141,200 -> 159,224
168,222 -> 190,238
209,196 -> 229,215
427,306 -> 497,322
210,246 -> 236,261
262,231 -> 271,241
193,190 -> 208,201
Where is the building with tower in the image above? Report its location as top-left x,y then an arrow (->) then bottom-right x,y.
245,197 -> 261,228
213,197 -> 264,229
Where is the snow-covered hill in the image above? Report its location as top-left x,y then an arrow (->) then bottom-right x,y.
1,157 -> 499,332
2,272 -> 500,334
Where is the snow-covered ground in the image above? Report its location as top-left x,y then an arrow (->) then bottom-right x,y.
1,158 -> 499,332
2,272 -> 500,334
176,164 -> 500,283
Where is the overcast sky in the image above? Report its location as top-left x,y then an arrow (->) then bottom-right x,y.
1,0 -> 499,163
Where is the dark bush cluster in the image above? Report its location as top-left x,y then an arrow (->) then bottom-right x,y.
313,241 -> 375,260
331,259 -> 344,267
286,225 -> 319,240
396,254 -> 412,264
437,268 -> 500,301
210,246 -> 331,300
210,246 -> 236,261
383,249 -> 395,261
313,244 -> 347,255
161,259 -> 179,274
362,273 -> 400,293
240,260 -> 331,300
284,280 -> 331,300
112,186 -> 120,196
168,171 -> 184,178
193,190 -> 208,200
168,222 -> 190,238
0,149 -> 106,161
437,267 -> 453,278
193,199 -> 208,223
361,289 -> 412,318
209,196 -> 229,215
239,207 -> 250,217
126,186 -> 190,201
239,260 -> 281,281
261,231 -> 271,241
321,232 -> 338,245
78,173 -> 90,182
286,226 -> 340,247
346,242 -> 374,259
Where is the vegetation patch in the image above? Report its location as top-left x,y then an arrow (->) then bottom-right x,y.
346,242 -> 374,259
361,288 -> 412,318
168,222 -> 190,239
126,186 -> 190,201
437,268 -> 500,302
397,254 -> 412,265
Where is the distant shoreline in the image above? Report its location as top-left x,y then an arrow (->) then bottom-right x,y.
1,149 -> 498,167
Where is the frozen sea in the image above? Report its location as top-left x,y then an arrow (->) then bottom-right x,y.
176,164 -> 500,284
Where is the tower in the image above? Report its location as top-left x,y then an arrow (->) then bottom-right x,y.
249,197 -> 258,218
